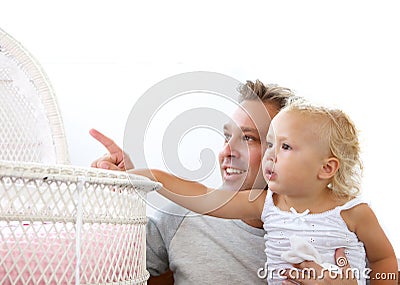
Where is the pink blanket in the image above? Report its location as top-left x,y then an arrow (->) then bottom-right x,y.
0,222 -> 144,284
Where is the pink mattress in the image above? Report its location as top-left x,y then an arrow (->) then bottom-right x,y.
0,222 -> 145,284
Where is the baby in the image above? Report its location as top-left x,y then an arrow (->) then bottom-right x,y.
132,99 -> 398,284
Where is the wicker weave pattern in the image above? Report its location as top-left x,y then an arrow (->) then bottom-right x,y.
0,161 -> 160,284
0,28 -> 69,164
0,27 -> 157,284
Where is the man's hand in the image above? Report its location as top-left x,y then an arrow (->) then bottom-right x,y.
148,270 -> 174,285
282,248 -> 357,285
89,128 -> 134,171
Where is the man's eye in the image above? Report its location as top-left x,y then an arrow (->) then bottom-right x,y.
282,143 -> 292,150
266,142 -> 273,148
243,135 -> 256,142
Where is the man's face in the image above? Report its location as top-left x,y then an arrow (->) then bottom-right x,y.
218,100 -> 279,191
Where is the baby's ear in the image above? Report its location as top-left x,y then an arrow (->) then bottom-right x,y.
318,157 -> 340,180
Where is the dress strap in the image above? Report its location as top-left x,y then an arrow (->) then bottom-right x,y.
338,196 -> 369,211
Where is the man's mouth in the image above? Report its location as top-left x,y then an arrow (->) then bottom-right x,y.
225,167 -> 246,175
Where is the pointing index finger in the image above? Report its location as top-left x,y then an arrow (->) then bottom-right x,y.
89,128 -> 122,154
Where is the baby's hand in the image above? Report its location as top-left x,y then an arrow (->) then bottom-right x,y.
89,128 -> 134,171
281,248 -> 357,285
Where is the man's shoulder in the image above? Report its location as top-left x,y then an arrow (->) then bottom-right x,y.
146,201 -> 191,245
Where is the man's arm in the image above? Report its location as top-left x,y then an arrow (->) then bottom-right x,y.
146,203 -> 189,284
146,215 -> 171,276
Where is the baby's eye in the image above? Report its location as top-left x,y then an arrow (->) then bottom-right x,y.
224,133 -> 231,142
266,141 -> 273,149
282,143 -> 292,150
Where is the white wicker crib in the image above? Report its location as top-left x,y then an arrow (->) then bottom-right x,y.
0,161 -> 159,284
0,27 -> 68,165
0,27 -> 158,284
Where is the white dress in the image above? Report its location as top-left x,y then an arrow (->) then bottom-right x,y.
261,190 -> 367,285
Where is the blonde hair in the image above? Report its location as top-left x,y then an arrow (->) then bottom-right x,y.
284,99 -> 362,199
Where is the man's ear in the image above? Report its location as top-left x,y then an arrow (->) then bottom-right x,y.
318,157 -> 340,180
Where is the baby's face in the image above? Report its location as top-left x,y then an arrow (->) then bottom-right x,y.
262,110 -> 331,195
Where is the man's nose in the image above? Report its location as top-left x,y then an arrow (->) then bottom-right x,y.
221,138 -> 240,158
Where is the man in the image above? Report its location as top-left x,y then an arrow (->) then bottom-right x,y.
90,80 -> 289,284
90,80 -> 355,285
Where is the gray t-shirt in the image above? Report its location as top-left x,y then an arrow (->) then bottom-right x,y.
146,202 -> 266,284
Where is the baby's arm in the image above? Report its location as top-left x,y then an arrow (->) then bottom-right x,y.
130,169 -> 265,220
342,204 -> 398,284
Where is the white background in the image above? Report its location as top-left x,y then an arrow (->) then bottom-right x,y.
2,0 -> 399,256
